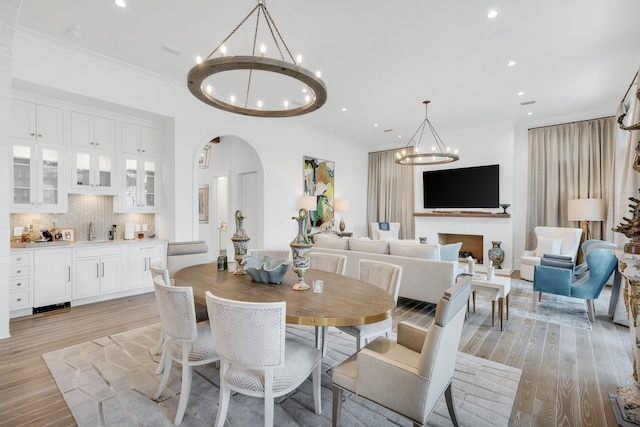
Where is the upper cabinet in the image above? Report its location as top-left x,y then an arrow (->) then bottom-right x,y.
11,100 -> 64,144
70,111 -> 116,152
11,143 -> 66,213
121,122 -> 159,157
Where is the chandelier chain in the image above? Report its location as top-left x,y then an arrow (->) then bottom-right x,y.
262,6 -> 296,63
204,3 -> 260,60
244,6 -> 263,108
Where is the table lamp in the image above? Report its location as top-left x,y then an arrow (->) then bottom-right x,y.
333,198 -> 350,232
568,198 -> 605,263
300,195 -> 316,233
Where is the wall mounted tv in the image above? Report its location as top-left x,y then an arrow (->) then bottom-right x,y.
423,164 -> 499,209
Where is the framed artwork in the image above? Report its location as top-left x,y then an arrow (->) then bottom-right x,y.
61,228 -> 75,242
199,185 -> 209,223
303,156 -> 335,228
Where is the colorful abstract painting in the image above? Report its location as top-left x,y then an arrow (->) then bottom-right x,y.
303,156 -> 334,228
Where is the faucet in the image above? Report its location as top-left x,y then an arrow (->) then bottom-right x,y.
89,222 -> 95,241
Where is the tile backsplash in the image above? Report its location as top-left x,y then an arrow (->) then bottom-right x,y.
10,194 -> 156,242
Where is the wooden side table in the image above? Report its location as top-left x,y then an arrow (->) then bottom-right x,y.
468,274 -> 511,331
336,231 -> 352,237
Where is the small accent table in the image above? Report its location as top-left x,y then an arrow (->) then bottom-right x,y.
468,274 -> 511,331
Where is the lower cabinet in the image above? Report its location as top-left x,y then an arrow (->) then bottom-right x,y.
126,242 -> 166,288
74,245 -> 123,298
34,248 -> 72,308
10,251 -> 32,313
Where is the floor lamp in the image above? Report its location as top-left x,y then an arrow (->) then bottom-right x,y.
568,198 -> 605,264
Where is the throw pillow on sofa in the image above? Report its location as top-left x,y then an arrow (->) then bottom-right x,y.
535,236 -> 562,257
439,242 -> 462,261
349,237 -> 389,254
389,242 -> 440,260
314,233 -> 349,250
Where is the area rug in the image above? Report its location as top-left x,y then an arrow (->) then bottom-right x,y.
43,323 -> 521,427
495,278 -> 592,330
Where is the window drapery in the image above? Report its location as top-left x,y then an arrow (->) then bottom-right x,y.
526,117 -> 617,248
367,149 -> 414,239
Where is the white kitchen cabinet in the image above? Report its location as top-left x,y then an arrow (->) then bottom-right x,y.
11,143 -> 67,213
70,149 -> 116,194
10,251 -> 33,315
11,99 -> 64,144
126,242 -> 167,288
74,245 -> 123,298
121,121 -> 159,157
116,157 -> 159,212
34,248 -> 72,308
70,111 -> 116,152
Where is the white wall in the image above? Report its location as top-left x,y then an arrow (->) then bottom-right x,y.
413,123 -> 516,271
0,0 -> 21,339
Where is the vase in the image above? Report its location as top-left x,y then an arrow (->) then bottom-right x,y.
487,241 -> 505,269
231,209 -> 251,275
290,208 -> 313,290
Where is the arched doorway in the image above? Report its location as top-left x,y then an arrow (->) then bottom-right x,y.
196,135 -> 264,260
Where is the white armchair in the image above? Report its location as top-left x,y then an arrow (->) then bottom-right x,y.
370,222 -> 401,240
519,226 -> 582,281
331,275 -> 472,426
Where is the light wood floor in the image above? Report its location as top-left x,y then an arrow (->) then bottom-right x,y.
0,278 -> 633,427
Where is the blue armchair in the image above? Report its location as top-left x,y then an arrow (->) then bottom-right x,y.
532,248 -> 617,322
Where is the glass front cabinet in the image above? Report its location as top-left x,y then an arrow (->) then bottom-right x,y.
116,157 -> 158,212
70,150 -> 116,194
11,143 -> 66,212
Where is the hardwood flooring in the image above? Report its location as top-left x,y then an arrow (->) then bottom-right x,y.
0,278 -> 633,426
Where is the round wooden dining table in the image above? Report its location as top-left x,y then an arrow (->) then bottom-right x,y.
174,262 -> 396,327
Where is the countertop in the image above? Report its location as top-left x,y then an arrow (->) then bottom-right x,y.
10,238 -> 168,249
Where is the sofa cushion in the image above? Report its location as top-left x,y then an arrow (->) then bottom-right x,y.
314,233 -> 350,250
439,242 -> 462,261
536,236 -> 562,257
349,238 -> 389,254
389,242 -> 440,260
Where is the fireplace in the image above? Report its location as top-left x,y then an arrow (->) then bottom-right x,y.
438,233 -> 484,264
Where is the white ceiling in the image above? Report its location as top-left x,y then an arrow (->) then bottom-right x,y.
15,0 -> 640,150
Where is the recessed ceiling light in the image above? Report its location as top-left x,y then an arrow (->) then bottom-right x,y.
488,10 -> 498,18
508,60 -> 516,67
341,107 -> 347,112
398,135 -> 402,138
114,0 -> 126,7
527,112 -> 533,116
373,123 -> 379,127
517,91 -> 524,96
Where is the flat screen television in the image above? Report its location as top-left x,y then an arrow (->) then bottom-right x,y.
423,164 -> 499,209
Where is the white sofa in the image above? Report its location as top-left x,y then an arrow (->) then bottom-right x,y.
312,234 -> 465,304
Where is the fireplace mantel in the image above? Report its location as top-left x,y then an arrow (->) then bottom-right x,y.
414,212 -> 510,218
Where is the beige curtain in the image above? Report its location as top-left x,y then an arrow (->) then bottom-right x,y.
526,117 -> 617,248
367,149 -> 414,239
616,71 -> 640,247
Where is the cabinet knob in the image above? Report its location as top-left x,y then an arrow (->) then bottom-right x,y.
16,298 -> 22,302
30,133 -> 35,136
96,143 -> 100,146
16,270 -> 21,274
16,282 -> 22,287
142,149 -> 145,153
37,134 -> 42,138
17,257 -> 22,261
90,142 -> 94,145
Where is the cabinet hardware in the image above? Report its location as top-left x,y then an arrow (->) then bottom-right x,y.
102,262 -> 105,277
16,270 -> 21,274
96,263 -> 99,278
68,266 -> 71,282
16,282 -> 22,287
17,298 -> 22,302
38,134 -> 42,137
17,257 -> 22,261
30,132 -> 35,136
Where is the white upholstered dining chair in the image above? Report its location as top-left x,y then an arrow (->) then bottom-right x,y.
205,292 -> 322,427
309,252 -> 348,355
337,259 -> 403,352
150,261 -> 172,374
153,275 -> 219,425
332,275 -> 472,427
